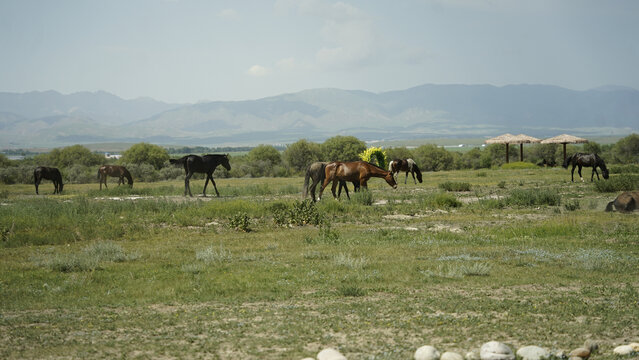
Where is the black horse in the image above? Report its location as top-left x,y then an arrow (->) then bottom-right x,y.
563,153 -> 609,182
34,166 -> 64,195
303,161 -> 359,202
170,154 -> 231,197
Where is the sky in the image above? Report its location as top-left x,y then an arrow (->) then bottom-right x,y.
1,0 -> 638,103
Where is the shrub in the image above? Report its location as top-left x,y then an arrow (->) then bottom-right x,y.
594,175 -> 639,192
501,162 -> 537,170
228,212 -> 251,232
65,164 -> 95,184
422,192 -> 462,208
272,200 -> 323,227
305,223 -> 340,244
196,246 -> 232,264
608,164 -> 639,174
564,199 -> 580,211
476,171 -> 487,177
497,180 -> 507,189
337,284 -> 366,297
507,188 -> 561,206
439,181 -> 471,192
350,190 -> 373,205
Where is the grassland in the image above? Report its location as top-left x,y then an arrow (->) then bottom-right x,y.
1,168 -> 638,359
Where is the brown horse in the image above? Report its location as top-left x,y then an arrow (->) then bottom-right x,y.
303,161 -> 359,202
605,191 -> 639,212
389,158 -> 422,184
98,165 -> 133,190
34,166 -> 64,194
319,161 -> 397,200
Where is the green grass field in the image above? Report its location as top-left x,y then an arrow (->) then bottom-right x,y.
1,168 -> 637,359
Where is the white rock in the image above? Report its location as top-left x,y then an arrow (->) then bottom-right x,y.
516,346 -> 550,360
466,350 -> 480,360
441,351 -> 464,360
613,345 -> 635,356
415,345 -> 441,360
480,341 -> 515,360
318,348 -> 347,360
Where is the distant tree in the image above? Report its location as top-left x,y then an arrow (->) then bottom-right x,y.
248,145 -> 282,165
582,141 -> 602,154
121,143 -> 169,170
612,133 -> 639,163
458,148 -> 484,169
385,147 -> 414,162
412,144 -> 454,171
40,145 -> 104,168
530,143 -> 559,166
321,136 -> 366,162
283,139 -> 322,172
0,154 -> 12,168
485,143 -> 517,166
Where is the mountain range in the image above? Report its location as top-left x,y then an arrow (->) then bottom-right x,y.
1,84 -> 638,148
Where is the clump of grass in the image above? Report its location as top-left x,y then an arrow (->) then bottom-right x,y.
421,263 -> 491,278
305,223 -> 340,244
564,199 -> 580,211
439,181 -> 471,192
83,241 -> 138,262
333,253 -> 367,269
574,248 -> 615,270
181,263 -> 205,274
476,171 -> 487,177
337,284 -> 366,297
506,188 -> 561,206
196,245 -> 232,264
273,200 -> 323,226
228,212 -> 251,232
501,162 -> 537,169
593,175 -> 639,192
422,192 -> 462,208
497,180 -> 507,189
350,190 -> 373,205
438,254 -> 485,261
33,241 -> 138,272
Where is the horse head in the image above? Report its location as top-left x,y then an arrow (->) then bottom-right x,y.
384,171 -> 398,189
222,154 -> 232,171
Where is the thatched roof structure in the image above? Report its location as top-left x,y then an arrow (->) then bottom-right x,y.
541,134 -> 588,145
541,134 -> 588,162
485,133 -> 540,163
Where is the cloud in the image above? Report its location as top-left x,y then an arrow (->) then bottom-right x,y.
217,8 -> 238,19
246,65 -> 271,77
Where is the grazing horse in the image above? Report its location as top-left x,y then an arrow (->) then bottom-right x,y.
389,158 -> 423,184
170,154 -> 231,197
319,161 -> 397,200
563,153 -> 609,182
34,166 -> 64,195
605,191 -> 639,212
302,161 -> 359,202
98,165 -> 133,190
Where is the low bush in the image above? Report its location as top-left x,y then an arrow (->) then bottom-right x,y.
594,174 -> 639,192
272,200 -> 323,226
507,188 -> 561,206
422,192 -> 462,208
350,190 -> 373,205
228,212 -> 251,232
439,181 -> 471,192
608,164 -> 639,174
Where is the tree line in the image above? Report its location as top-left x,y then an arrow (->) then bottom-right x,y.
1,134 -> 638,185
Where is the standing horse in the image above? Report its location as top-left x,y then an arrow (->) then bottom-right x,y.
34,166 -> 64,195
563,153 -> 609,182
302,162 -> 359,202
389,158 -> 423,184
98,165 -> 133,190
319,161 -> 397,200
170,154 -> 231,197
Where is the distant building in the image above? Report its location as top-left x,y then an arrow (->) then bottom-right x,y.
105,153 -> 122,159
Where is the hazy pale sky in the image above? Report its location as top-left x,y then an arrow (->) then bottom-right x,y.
1,0 -> 638,103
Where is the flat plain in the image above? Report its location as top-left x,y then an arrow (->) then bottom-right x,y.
1,167 -> 637,359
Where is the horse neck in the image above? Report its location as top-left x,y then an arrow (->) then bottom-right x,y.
366,164 -> 390,177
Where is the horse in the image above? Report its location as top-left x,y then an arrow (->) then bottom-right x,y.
170,154 -> 231,197
34,166 -> 64,195
562,153 -> 609,182
389,158 -> 422,184
319,161 -> 397,200
98,165 -> 133,190
302,161 -> 359,202
605,191 -> 639,212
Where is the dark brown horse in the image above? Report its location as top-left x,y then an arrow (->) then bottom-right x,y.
319,161 -> 397,200
170,154 -> 231,197
98,165 -> 133,190
389,158 -> 422,184
605,191 -> 639,212
303,161 -> 359,202
563,153 -> 609,182
34,166 -> 64,195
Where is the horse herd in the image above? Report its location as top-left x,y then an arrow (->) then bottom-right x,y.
26,152 -> 636,212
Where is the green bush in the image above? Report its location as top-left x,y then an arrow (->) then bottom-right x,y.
507,188 -> 561,206
273,200 -> 323,226
564,199 -> 580,211
608,164 -> 639,174
422,192 -> 462,208
228,212 -> 251,232
439,181 -> 471,192
350,190 -> 373,205
501,162 -> 537,170
593,175 -> 639,192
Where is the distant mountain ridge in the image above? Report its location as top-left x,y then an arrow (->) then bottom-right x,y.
0,85 -> 637,148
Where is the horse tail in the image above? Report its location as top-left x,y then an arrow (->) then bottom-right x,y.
302,165 -> 312,198
169,156 -> 188,166
413,163 -> 423,183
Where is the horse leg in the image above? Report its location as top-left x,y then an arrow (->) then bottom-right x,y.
592,167 -> 599,181
578,165 -> 584,182
411,170 -> 417,184
339,181 -> 351,200
209,174 -> 221,197
318,176 -> 333,200
309,179 -> 319,202
53,180 -> 58,194
35,177 -> 40,195
331,180 -> 339,199
202,173 -> 210,197
404,171 -> 408,184
185,172 -> 193,197
571,165 -> 576,182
